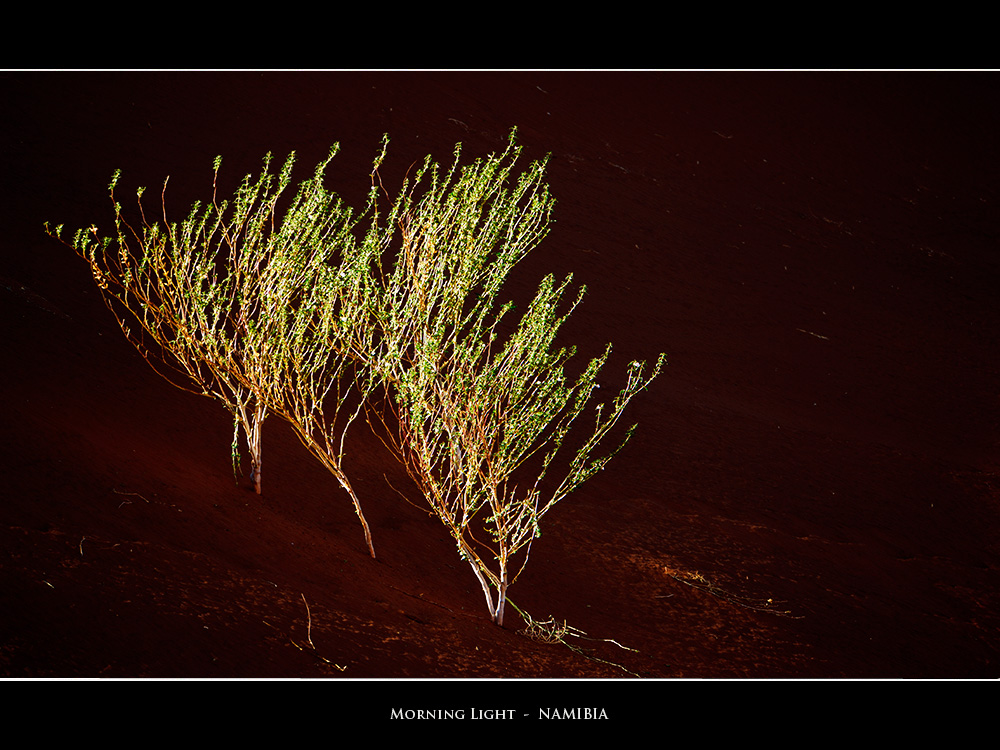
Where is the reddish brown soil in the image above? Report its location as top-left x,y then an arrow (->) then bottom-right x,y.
3,72 -> 999,692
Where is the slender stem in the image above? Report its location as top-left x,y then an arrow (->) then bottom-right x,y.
342,479 -> 376,560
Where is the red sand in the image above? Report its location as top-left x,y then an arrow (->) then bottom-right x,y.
2,71 -> 999,687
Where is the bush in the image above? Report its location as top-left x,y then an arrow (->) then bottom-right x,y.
366,132 -> 665,625
47,129 -> 664,624
46,144 -> 380,557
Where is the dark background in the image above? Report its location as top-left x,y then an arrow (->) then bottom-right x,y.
2,71 -> 999,689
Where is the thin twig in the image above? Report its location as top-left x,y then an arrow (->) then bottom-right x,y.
112,487 -> 150,508
262,606 -> 347,671
663,568 -> 802,618
508,600 -> 640,677
796,327 -> 830,341
301,593 -> 314,649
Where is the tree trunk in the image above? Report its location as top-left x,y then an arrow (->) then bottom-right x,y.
249,402 -> 264,495
341,478 -> 376,559
495,567 -> 509,627
462,545 -> 499,623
